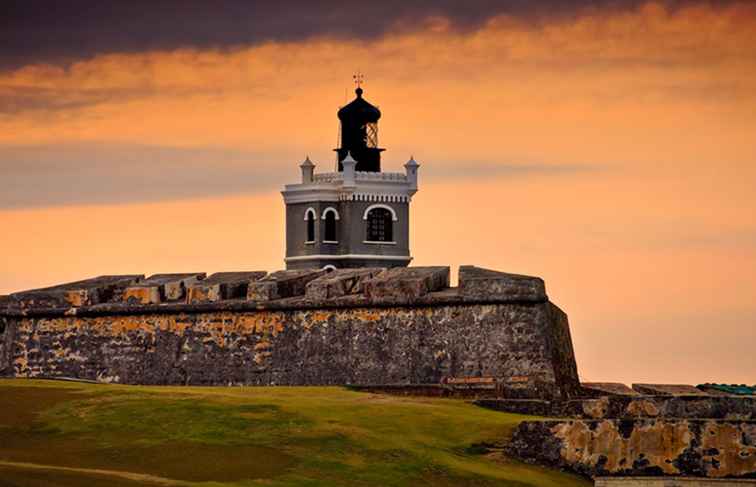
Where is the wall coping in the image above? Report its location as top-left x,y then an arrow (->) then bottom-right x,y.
0,290 -> 548,319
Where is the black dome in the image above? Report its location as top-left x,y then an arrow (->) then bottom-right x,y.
337,88 -> 381,123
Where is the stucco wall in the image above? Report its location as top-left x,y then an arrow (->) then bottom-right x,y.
285,200 -> 410,268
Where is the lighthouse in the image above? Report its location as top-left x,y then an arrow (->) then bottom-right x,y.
281,82 -> 419,270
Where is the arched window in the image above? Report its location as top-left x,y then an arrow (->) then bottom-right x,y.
366,207 -> 393,242
323,210 -> 338,242
304,208 -> 316,242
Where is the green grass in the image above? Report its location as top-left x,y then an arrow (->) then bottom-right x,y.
0,379 -> 589,487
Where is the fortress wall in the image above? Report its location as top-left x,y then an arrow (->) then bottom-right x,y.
1,302 -> 578,398
0,316 -> 13,374
507,419 -> 756,479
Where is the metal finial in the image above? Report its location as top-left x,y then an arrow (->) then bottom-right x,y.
353,72 -> 365,96
353,72 -> 364,89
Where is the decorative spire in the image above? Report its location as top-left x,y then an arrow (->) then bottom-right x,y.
342,151 -> 357,164
300,155 -> 314,167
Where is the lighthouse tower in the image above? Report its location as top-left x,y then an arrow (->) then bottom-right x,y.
282,84 -> 419,270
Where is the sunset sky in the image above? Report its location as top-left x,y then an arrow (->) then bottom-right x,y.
1,0 -> 755,385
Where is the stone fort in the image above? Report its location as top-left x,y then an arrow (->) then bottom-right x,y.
1,85 -> 754,483
0,85 -> 579,399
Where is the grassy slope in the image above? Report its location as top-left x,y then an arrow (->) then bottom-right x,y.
0,379 -> 590,487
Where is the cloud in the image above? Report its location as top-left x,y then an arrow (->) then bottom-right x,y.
0,143 -> 597,210
1,0 -> 747,70
0,143 -> 287,209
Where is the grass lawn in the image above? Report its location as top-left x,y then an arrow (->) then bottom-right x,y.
0,379 -> 589,487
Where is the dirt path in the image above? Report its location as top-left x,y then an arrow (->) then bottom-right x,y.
0,460 -> 190,486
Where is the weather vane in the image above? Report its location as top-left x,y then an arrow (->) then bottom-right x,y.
353,72 -> 364,89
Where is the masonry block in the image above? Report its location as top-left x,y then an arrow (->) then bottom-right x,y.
632,383 -> 705,396
12,275 -> 144,308
459,265 -> 546,302
247,269 -> 328,301
362,266 -> 449,302
581,382 -> 640,397
186,271 -> 267,303
305,268 -> 384,300
124,273 -> 205,304
508,419 -> 756,478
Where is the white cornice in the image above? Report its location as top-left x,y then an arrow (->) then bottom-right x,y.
282,178 -> 414,204
285,254 -> 412,262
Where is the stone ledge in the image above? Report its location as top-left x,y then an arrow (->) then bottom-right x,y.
187,271 -> 267,303
247,269 -> 329,301
459,265 -> 546,302
11,275 -> 144,308
1,265 -> 552,317
124,273 -> 205,304
633,384 -> 704,396
305,268 -> 384,300
595,478 -> 756,486
476,395 -> 756,420
362,266 -> 450,302
582,382 -> 642,397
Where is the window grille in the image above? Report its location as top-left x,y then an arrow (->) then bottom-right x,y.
366,208 -> 393,242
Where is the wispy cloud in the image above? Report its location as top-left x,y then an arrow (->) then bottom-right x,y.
0,143 -> 287,209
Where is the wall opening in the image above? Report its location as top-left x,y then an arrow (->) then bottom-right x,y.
305,209 -> 316,242
324,211 -> 337,241
366,207 -> 393,242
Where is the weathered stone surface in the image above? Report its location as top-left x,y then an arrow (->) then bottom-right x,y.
11,275 -> 144,308
247,269 -> 328,301
459,265 -> 546,302
0,295 -> 15,311
1,301 -> 580,398
186,272 -> 267,304
476,395 -> 756,420
508,419 -> 756,478
556,395 -> 756,420
0,316 -> 12,372
362,266 -> 449,302
595,477 -> 756,486
474,398 -> 553,416
305,268 -> 384,300
699,384 -> 756,397
124,273 -> 205,304
582,382 -> 641,397
633,384 -> 704,396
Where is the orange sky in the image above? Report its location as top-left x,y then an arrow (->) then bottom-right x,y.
1,1 -> 755,385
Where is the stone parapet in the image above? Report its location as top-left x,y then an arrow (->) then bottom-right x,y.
362,266 -> 449,302
123,273 -> 205,304
459,266 -> 546,302
476,395 -> 756,420
633,384 -> 705,396
582,382 -> 641,397
1,266 -> 554,318
247,269 -> 328,301
11,275 -> 144,308
186,272 -> 267,304
305,268 -> 384,300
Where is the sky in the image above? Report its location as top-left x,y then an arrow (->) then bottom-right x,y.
1,0 -> 755,385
